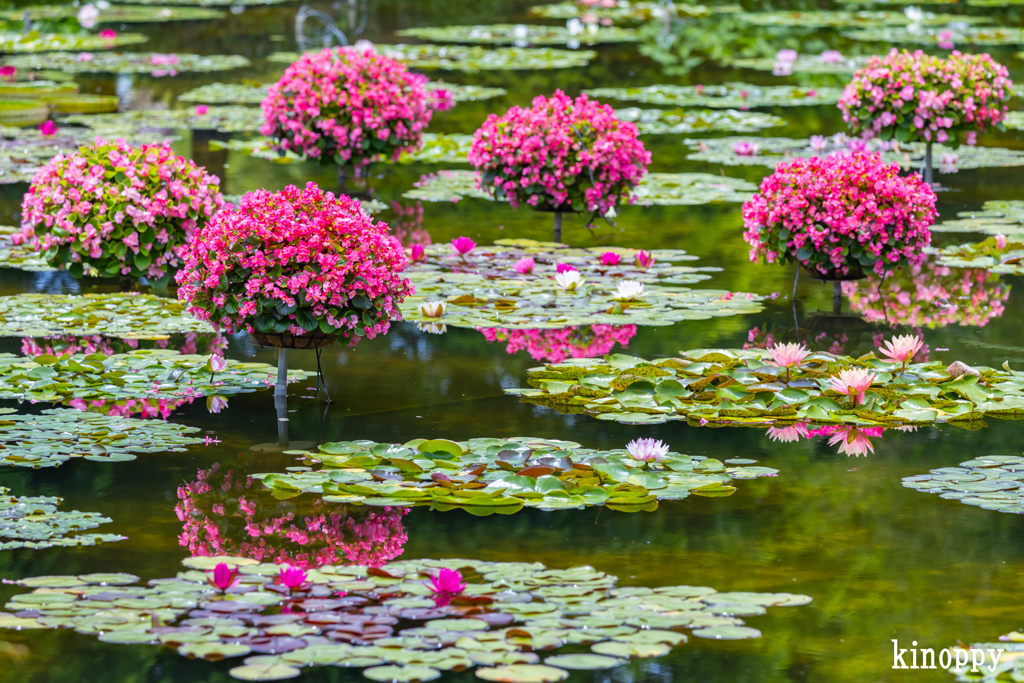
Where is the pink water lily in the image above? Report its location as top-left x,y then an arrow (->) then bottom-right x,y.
278,565 -> 309,591
207,396 -> 228,414
829,368 -> 877,407
634,250 -> 655,269
766,342 -> 810,382
38,121 -> 57,137
430,88 -> 455,111
207,562 -> 239,591
732,140 -> 760,156
0,65 -> 15,81
451,236 -> 476,256
625,438 -> 669,462
100,29 -> 117,40
196,105 -> 209,116
207,354 -> 228,380
599,251 -> 621,266
556,262 -> 577,274
878,334 -> 923,373
767,423 -> 811,443
995,234 -> 1008,250
429,568 -> 466,595
409,243 -> 426,262
514,257 -> 535,274
827,427 -> 876,457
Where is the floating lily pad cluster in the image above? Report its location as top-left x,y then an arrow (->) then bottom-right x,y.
733,9 -> 988,27
269,45 -> 596,72
1001,112 -> 1024,131
0,555 -> 812,682
209,132 -> 473,165
403,169 -> 756,205
903,455 -> 1024,514
114,0 -> 289,5
394,24 -> 639,46
506,350 -> 1024,427
1,485 -> 125,549
1,52 -> 251,75
257,437 -> 778,515
529,1 -> 712,21
0,349 -> 308,404
64,105 -> 261,134
5,5 -> 224,22
932,200 -> 1024,236
177,81 -> 507,106
932,237 -> 1024,275
843,26 -> 1024,45
682,136 -> 1024,171
728,54 -> 871,74
0,407 -> 203,468
614,107 -> 784,135
0,293 -> 213,338
401,239 -> 763,330
586,83 -> 842,108
0,31 -> 147,53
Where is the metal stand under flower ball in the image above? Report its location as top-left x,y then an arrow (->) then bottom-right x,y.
468,90 -> 650,244
174,184 -> 414,446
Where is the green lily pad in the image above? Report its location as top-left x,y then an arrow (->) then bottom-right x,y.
682,136 -> 1024,172
268,44 -> 595,72
395,24 -> 638,46
0,556 -> 810,680
0,485 -> 126,550
0,407 -> 203,468
903,456 -> 1024,514
728,53 -> 870,74
0,348 -> 308,405
0,293 -> 213,338
691,625 -> 763,639
0,30 -> 147,53
931,236 -> 1024,276
178,80 -> 505,106
614,107 -> 784,135
476,665 -> 569,682
363,665 -> 442,682
63,106 -> 261,134
508,347 -> 1024,428
7,5 -> 224,22
529,1 -> 712,22
542,654 -> 623,669
733,9 -> 988,27
931,200 -> 1024,236
254,434 -> 777,514
229,664 -> 302,680
2,51 -> 250,75
843,26 -> 1024,45
585,83 -> 842,108
403,169 -> 756,207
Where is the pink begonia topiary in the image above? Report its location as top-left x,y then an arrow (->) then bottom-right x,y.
839,49 -> 1012,147
742,152 -> 937,279
842,257 -> 1009,328
20,137 -> 223,280
468,90 -> 650,215
175,183 -> 412,345
260,46 -> 433,167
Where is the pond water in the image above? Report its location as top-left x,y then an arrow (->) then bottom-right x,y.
3,1 -> 1024,682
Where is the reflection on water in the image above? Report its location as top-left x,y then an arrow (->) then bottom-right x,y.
176,460 -> 408,568
768,423 -> 920,456
479,324 -> 638,362
20,332 -> 228,358
842,258 -> 1010,328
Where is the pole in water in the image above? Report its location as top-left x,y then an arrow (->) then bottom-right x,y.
832,280 -> 842,315
275,348 -> 288,398
275,348 -> 289,446
553,211 -> 562,243
924,142 -> 933,186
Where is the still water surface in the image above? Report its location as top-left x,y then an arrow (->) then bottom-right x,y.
4,0 -> 1024,681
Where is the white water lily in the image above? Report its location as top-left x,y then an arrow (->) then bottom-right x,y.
555,270 -> 585,291
626,438 -> 670,462
418,301 -> 446,318
614,280 -> 646,300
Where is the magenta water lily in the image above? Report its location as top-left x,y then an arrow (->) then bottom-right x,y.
277,565 -> 309,591
207,562 -> 239,591
428,567 -> 466,595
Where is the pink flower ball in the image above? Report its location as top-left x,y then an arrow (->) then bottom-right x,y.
742,153 -> 937,279
175,182 -> 412,347
468,90 -> 650,216
261,46 -> 432,167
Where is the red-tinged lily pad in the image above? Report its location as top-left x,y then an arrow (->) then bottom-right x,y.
475,664 -> 570,682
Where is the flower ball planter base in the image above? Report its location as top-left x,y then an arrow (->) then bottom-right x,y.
252,331 -> 336,350
801,264 -> 866,315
